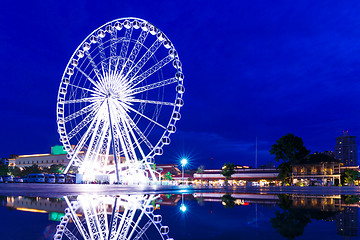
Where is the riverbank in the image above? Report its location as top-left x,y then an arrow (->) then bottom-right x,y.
0,183 -> 360,197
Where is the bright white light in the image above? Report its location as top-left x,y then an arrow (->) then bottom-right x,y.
180,204 -> 187,212
181,158 -> 188,166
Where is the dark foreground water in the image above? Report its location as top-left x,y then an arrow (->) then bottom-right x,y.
0,190 -> 359,240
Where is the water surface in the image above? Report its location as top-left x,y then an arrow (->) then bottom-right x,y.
0,191 -> 359,240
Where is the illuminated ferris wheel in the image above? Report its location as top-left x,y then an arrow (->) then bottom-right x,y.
56,17 -> 184,183
53,194 -> 173,240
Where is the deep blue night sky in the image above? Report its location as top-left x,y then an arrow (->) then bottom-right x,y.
1,1 -> 360,168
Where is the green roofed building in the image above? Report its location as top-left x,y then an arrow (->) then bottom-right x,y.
51,145 -> 67,155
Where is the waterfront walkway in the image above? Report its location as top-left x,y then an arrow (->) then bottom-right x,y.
0,183 -> 360,197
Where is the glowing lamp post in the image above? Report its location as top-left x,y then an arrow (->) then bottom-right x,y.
180,194 -> 187,212
181,158 -> 188,184
180,203 -> 187,212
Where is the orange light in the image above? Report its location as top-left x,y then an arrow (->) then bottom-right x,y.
15,208 -> 48,213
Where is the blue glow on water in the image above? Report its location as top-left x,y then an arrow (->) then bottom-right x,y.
0,194 -> 358,240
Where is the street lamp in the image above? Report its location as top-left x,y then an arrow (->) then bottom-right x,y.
181,158 -> 188,184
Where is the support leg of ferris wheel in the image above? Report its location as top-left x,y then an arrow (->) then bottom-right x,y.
107,98 -> 120,184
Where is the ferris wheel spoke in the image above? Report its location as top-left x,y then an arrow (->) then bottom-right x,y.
75,66 -> 105,93
108,198 -> 120,240
64,197 -> 91,240
130,55 -> 173,88
127,105 -> 167,130
98,198 -> 109,237
121,110 -> 147,160
112,99 -> 154,153
130,77 -> 178,95
123,110 -> 154,151
79,196 -> 102,240
65,109 -> 102,172
111,102 -> 137,163
83,111 -> 107,166
63,227 -> 79,240
120,117 -> 138,162
111,208 -> 129,240
96,37 -> 109,74
120,30 -> 149,77
129,99 -> 176,107
125,39 -> 163,81
62,97 -> 101,104
67,106 -> 100,140
90,119 -> 110,169
64,102 -> 100,123
109,103 -> 134,164
126,208 -> 147,240
84,50 -> 102,82
109,27 -> 118,72
89,197 -> 108,240
68,83 -> 105,96
133,219 -> 152,240
117,27 -> 133,72
117,209 -> 137,240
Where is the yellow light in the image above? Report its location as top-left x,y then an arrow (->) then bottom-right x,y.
18,154 -> 51,158
15,208 -> 48,213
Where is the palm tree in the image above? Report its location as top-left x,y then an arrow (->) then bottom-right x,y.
163,172 -> 173,181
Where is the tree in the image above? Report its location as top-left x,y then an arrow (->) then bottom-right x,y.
162,172 -> 173,181
221,163 -> 235,185
342,169 -> 360,186
45,164 -> 65,174
270,209 -> 311,239
270,133 -> 310,184
221,193 -> 235,208
197,165 -> 204,186
0,165 -> 9,176
343,195 -> 360,204
22,164 -> 42,176
9,166 -> 22,177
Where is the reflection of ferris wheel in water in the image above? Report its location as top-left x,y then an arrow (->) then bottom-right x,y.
54,195 -> 173,240
56,17 -> 184,182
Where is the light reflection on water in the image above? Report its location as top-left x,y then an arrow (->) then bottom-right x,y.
0,193 -> 359,240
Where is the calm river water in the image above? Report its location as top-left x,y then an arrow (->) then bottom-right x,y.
0,191 -> 359,240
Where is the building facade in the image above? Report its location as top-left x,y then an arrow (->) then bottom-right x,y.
193,168 -> 279,186
292,154 -> 341,186
335,131 -> 358,166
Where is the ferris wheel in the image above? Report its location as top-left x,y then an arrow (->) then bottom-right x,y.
53,194 -> 173,240
56,17 -> 184,182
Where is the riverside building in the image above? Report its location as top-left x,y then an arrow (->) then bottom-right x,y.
13,146 -> 70,170
335,131 -> 358,166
